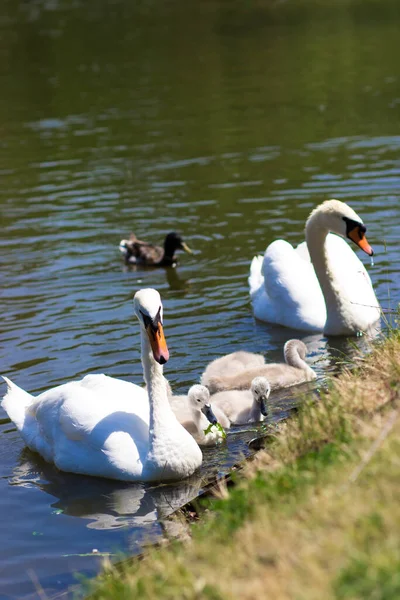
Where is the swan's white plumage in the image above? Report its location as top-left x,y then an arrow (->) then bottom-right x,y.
249,239 -> 326,331
1,289 -> 202,482
2,375 -> 152,480
249,200 -> 380,335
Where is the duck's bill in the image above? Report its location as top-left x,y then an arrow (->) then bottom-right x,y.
181,242 -> 193,255
146,322 -> 169,365
202,404 -> 218,425
260,397 -> 269,417
348,229 -> 374,256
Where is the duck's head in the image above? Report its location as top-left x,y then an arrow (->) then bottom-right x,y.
134,288 -> 169,364
250,376 -> 271,417
164,232 -> 193,255
187,384 -> 218,425
307,200 -> 374,256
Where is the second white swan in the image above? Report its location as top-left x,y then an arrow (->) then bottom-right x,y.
248,199 -> 380,335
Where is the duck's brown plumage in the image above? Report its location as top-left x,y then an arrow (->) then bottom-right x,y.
119,232 -> 192,267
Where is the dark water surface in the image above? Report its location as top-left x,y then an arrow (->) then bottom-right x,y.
1,0 -> 399,597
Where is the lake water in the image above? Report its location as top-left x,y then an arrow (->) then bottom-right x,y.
0,0 -> 399,597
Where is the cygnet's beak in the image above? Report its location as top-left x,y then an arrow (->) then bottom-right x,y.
260,396 -> 269,418
181,241 -> 193,255
145,319 -> 169,365
201,403 -> 218,425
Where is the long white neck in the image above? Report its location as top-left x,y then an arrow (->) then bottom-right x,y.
306,212 -> 354,334
140,329 -> 176,442
140,326 -> 202,480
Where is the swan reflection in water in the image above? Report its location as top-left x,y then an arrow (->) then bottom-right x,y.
10,453 -> 204,531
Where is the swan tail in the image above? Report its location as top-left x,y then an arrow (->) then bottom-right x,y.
248,255 -> 264,297
1,376 -> 34,430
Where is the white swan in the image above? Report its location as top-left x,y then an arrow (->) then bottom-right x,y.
249,199 -> 380,335
169,385 -> 229,446
203,339 -> 316,394
1,289 -> 202,482
211,377 -> 271,425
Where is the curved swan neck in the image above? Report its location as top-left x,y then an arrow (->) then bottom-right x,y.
284,341 -> 306,370
305,211 -> 351,332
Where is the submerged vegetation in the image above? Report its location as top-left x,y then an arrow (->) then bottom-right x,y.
87,326 -> 400,600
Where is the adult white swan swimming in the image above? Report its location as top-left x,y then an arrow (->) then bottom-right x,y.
248,200 -> 380,336
1,289 -> 202,482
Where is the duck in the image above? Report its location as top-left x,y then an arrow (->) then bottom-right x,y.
248,199 -> 380,335
1,289 -> 202,482
119,232 -> 192,267
210,377 -> 271,425
202,340 -> 316,394
169,384 -> 229,446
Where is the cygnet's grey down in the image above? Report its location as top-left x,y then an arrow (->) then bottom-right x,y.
210,376 -> 271,425
201,350 -> 265,387
169,385 -> 228,446
202,339 -> 316,394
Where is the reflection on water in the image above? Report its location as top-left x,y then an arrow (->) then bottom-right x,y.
0,0 -> 399,597
11,456 -> 204,532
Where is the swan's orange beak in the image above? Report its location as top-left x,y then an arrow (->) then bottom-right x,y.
146,322 -> 169,365
348,227 -> 374,256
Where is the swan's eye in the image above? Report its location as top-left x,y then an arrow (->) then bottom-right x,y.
140,310 -> 153,329
197,398 -> 201,403
140,308 -> 162,332
343,216 -> 366,238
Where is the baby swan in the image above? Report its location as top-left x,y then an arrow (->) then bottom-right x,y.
169,385 -> 228,446
204,339 -> 316,394
119,231 -> 192,267
211,377 -> 271,425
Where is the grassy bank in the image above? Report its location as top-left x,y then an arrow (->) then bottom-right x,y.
87,328 -> 400,600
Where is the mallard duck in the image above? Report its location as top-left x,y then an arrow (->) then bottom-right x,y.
210,377 -> 271,425
201,340 -> 316,394
119,232 -> 192,267
1,289 -> 203,482
248,200 -> 380,335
